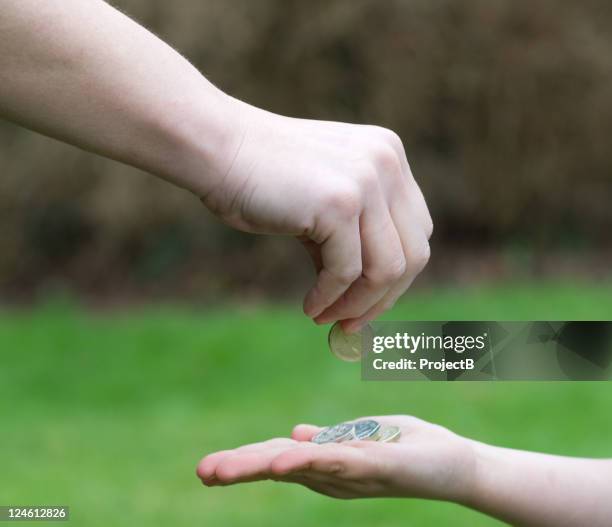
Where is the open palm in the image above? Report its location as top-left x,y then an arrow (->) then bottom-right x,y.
197,415 -> 475,502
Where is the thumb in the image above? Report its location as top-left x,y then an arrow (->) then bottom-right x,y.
291,424 -> 323,442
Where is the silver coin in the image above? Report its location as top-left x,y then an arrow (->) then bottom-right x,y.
351,419 -> 381,441
377,426 -> 401,443
328,322 -> 373,362
311,422 -> 354,444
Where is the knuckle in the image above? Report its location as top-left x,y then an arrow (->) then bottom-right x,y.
373,126 -> 406,154
383,128 -> 404,150
389,256 -> 408,281
425,217 -> 434,240
323,184 -> 361,220
408,242 -> 431,272
269,458 -> 284,475
367,256 -> 406,285
353,163 -> 379,192
370,125 -> 402,145
336,265 -> 362,285
373,143 -> 402,176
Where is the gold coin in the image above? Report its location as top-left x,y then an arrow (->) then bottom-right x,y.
377,426 -> 401,443
328,322 -> 372,362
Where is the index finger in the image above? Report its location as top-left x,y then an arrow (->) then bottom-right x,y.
303,218 -> 362,319
270,443 -> 373,479
291,424 -> 324,442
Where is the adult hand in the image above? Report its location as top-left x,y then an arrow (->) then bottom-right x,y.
203,103 -> 433,332
0,1 -> 431,331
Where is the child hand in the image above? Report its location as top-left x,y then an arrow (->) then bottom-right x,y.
197,415 -> 475,502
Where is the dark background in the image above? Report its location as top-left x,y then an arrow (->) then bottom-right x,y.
1,0 -> 610,303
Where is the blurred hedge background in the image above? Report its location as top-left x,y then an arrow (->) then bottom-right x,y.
1,0 -> 611,303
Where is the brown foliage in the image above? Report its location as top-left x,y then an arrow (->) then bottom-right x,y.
1,0 -> 611,298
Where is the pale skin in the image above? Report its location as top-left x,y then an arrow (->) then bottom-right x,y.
0,0 -> 432,333
198,416 -> 612,526
1,2 -> 609,525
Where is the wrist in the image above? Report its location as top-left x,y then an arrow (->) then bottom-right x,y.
146,84 -> 247,197
438,436 -> 483,506
393,431 -> 484,505
457,440 -> 500,509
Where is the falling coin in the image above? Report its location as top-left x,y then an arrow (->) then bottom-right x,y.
328,322 -> 373,362
377,426 -> 401,443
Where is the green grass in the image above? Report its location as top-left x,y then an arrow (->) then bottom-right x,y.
1,281 -> 612,526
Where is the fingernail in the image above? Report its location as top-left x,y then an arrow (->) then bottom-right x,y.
304,304 -> 316,317
303,291 -> 322,316
314,314 -> 333,325
305,303 -> 326,319
342,321 -> 363,334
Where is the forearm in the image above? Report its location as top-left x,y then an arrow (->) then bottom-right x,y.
0,0 -> 238,194
463,442 -> 612,526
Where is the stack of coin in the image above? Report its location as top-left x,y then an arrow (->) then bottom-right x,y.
328,322 -> 373,362
311,419 -> 401,444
